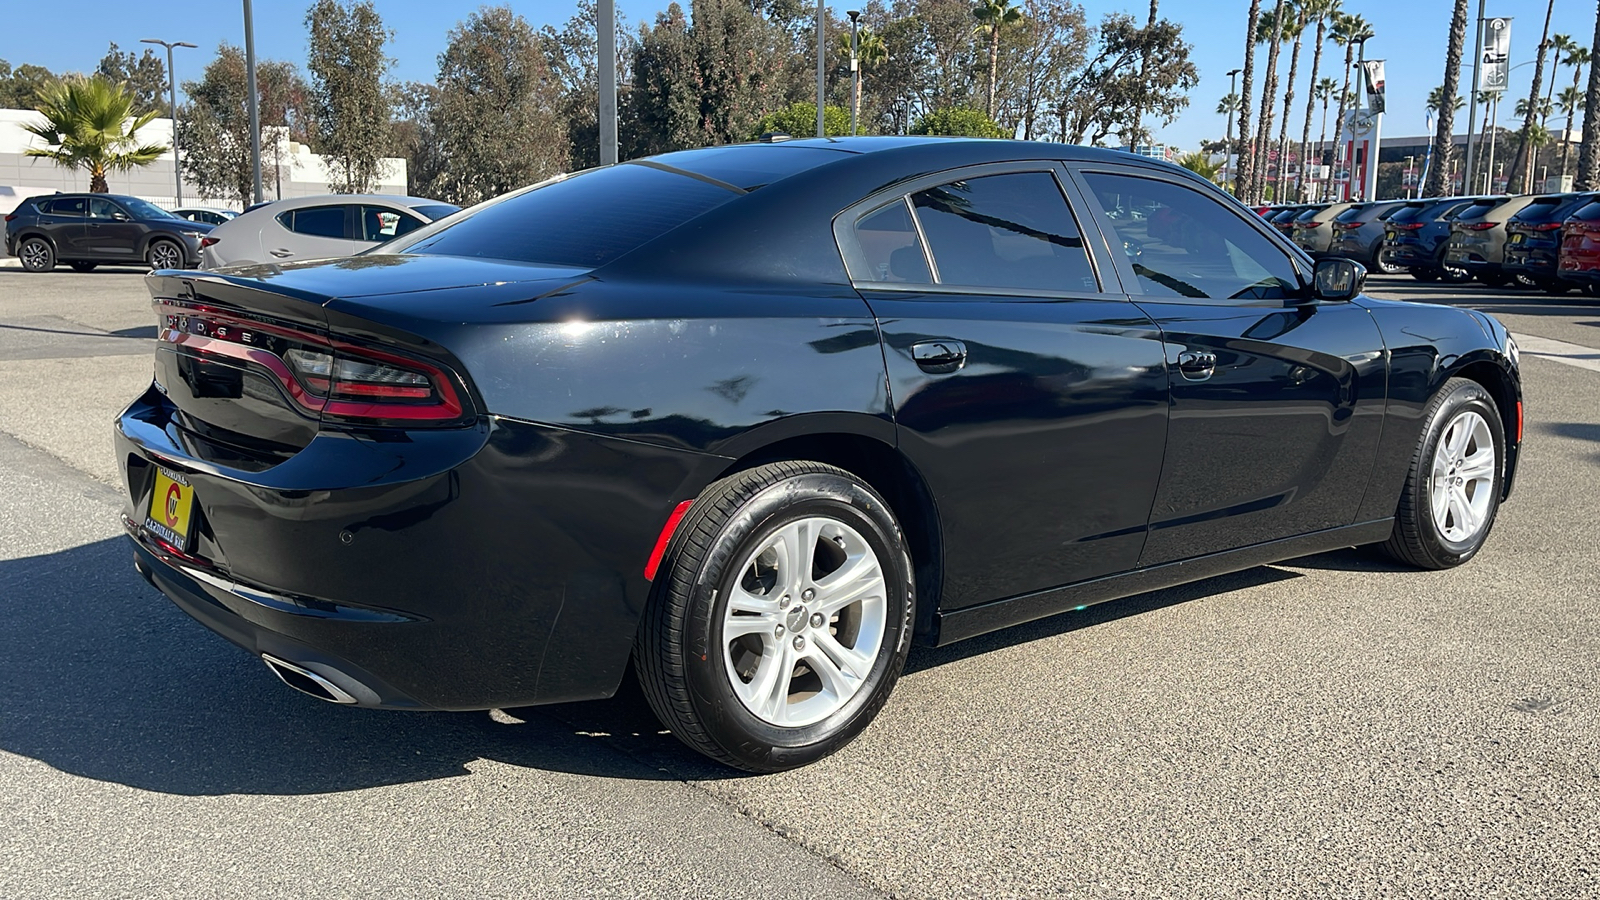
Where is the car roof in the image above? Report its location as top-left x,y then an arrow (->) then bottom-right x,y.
260,194 -> 448,211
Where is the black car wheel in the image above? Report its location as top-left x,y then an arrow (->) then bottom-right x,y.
636,461 -> 915,772
18,237 -> 54,272
1478,273 -> 1509,288
1379,378 -> 1504,570
1436,247 -> 1472,284
69,261 -> 98,272
1372,245 -> 1406,275
1409,268 -> 1440,282
1537,277 -> 1571,295
147,239 -> 184,271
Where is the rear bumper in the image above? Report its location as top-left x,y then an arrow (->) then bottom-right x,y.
115,385 -> 725,710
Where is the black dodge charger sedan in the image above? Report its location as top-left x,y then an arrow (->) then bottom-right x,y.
116,138 -> 1522,771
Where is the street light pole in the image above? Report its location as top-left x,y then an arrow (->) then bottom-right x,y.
243,0 -> 263,204
1224,68 -> 1241,190
816,0 -> 826,138
599,0 -> 617,164
141,38 -> 196,206
847,10 -> 860,137
1464,0 -> 1486,194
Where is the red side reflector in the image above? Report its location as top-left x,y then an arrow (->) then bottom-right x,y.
1516,401 -> 1523,444
644,500 -> 694,582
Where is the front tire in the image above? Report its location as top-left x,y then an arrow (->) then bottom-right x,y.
1372,246 -> 1406,275
635,461 -> 915,772
18,237 -> 54,272
146,239 -> 184,271
1379,378 -> 1505,570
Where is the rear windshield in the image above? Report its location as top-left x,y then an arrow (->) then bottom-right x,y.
1293,207 -> 1322,222
1333,204 -> 1370,223
1572,200 -> 1600,222
1269,208 -> 1301,222
648,145 -> 851,191
1385,203 -> 1437,225
1513,196 -> 1577,224
1451,199 -> 1503,222
410,203 -> 460,221
390,163 -> 739,268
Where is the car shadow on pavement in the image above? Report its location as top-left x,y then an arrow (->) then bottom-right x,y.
0,536 -> 700,795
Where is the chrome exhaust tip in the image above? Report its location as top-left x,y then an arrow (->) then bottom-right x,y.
261,654 -> 360,705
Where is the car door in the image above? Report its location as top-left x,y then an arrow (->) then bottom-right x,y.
271,204 -> 357,260
41,196 -> 89,257
85,197 -> 142,260
1069,165 -> 1389,566
836,164 -> 1169,610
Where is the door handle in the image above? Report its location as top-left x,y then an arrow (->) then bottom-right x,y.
269,249 -> 294,258
911,339 -> 967,373
1176,349 -> 1216,381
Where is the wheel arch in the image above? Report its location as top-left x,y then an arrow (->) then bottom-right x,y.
709,430 -> 945,644
1445,355 -> 1521,499
15,229 -> 57,251
141,233 -> 184,259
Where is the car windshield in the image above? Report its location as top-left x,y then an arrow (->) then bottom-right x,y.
410,203 -> 460,221
121,197 -> 177,220
388,164 -> 738,268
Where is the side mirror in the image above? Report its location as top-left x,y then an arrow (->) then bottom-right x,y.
112,212 -> 130,222
1311,257 -> 1365,302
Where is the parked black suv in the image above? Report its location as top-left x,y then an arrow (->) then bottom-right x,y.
4,193 -> 214,272
1382,196 -> 1502,283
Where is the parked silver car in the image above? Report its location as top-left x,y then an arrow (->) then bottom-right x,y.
200,194 -> 459,268
171,207 -> 239,226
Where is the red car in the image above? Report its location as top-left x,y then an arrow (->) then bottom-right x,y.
1557,197 -> 1600,294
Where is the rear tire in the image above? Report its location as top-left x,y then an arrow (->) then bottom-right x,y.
635,461 -> 915,772
146,239 -> 184,271
1372,246 -> 1406,275
1436,247 -> 1472,284
1538,277 -> 1571,295
69,261 -> 97,272
1409,268 -> 1440,282
18,237 -> 54,272
1379,378 -> 1504,570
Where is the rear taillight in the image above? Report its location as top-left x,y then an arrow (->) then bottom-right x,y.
1530,222 -> 1563,231
1394,222 -> 1426,231
158,302 -> 467,425
1463,222 -> 1498,231
3,213 -> 15,223
199,236 -> 219,248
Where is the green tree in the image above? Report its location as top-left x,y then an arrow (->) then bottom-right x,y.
420,6 -> 567,206
972,0 -> 1023,118
1427,85 -> 1464,115
0,61 -> 60,109
1013,0 -> 1089,141
179,45 -> 312,207
96,42 -> 167,114
1054,13 -> 1196,146
1267,3 -> 1306,201
838,27 -> 888,134
752,101 -> 851,138
911,105 -> 1005,137
1176,150 -> 1223,182
1558,43 -> 1591,179
1507,0 -> 1556,192
1425,0 -> 1467,196
1314,77 -> 1337,174
305,0 -> 393,193
24,75 -> 166,193
1250,0 -> 1288,203
626,3 -> 700,157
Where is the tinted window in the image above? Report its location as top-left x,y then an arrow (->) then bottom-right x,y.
279,205 -> 348,239
88,198 -> 126,219
1435,201 -> 1474,220
360,206 -> 426,242
853,200 -> 931,284
1334,204 -> 1372,224
1572,201 -> 1600,221
45,197 -> 86,217
1085,172 -> 1300,304
1451,199 -> 1503,222
909,172 -> 1098,293
409,203 -> 459,221
392,163 -> 735,268
1292,208 -> 1322,223
1386,203 -> 1435,225
1513,197 -> 1571,224
121,197 -> 175,220
648,145 -> 851,191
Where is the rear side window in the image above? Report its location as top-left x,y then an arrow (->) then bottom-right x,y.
359,206 -> 425,242
278,205 -> 349,239
909,172 -> 1098,293
854,200 -> 932,284
392,163 -> 737,268
1451,199 -> 1502,222
44,197 -> 87,217
409,203 -> 459,221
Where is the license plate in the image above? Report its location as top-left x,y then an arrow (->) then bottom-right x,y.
145,466 -> 195,550
1386,231 -> 1397,241
1510,233 -> 1525,244
1446,249 -> 1465,262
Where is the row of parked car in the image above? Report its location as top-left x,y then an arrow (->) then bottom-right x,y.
3,193 -> 458,272
1255,192 -> 1600,295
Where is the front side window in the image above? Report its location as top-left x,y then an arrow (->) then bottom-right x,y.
360,206 -> 425,242
120,197 -> 175,220
909,171 -> 1098,293
88,198 -> 126,220
1084,172 -> 1300,304
279,205 -> 348,239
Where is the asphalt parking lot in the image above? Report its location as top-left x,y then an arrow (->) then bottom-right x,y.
1,266 -> 1597,899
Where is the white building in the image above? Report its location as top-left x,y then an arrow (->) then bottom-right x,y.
0,108 -> 407,214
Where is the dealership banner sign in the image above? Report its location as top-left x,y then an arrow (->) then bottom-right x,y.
1480,17 -> 1512,93
1362,60 -> 1386,115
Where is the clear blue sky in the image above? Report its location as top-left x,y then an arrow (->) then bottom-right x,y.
2,1 -> 1593,149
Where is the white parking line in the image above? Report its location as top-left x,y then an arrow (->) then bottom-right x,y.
1513,333 -> 1600,375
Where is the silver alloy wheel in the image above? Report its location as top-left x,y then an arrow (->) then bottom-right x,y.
1430,409 -> 1497,544
722,516 -> 888,727
20,240 -> 49,270
149,241 -> 183,270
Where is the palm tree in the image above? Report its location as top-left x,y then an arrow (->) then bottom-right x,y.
1559,84 -> 1584,178
1314,76 -> 1337,194
1424,0 -> 1468,197
1329,13 -> 1372,198
1273,2 -> 1308,200
22,75 -> 166,193
1428,85 -> 1465,115
1583,1 -> 1600,191
1298,0 -> 1340,205
973,0 -> 1024,119
1560,43 -> 1592,164
1508,0 -> 1556,193
1235,0 -> 1263,199
1251,0 -> 1289,203
1217,93 -> 1241,117
1177,150 -> 1224,183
